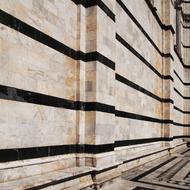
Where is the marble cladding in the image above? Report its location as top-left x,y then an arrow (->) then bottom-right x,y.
124,0 -> 162,50
0,155 -> 76,182
115,80 -> 162,118
0,23 -> 77,101
0,99 -> 76,149
0,0 -> 78,50
0,0 -> 190,188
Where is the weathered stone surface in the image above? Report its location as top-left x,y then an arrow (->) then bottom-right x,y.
0,0 -> 189,189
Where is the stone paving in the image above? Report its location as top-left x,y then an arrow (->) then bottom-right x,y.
100,149 -> 190,190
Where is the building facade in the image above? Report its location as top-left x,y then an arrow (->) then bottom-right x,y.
0,0 -> 190,189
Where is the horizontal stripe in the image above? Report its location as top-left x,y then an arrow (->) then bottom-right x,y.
1,84 -> 189,127
116,74 -> 173,103
183,44 -> 190,48
174,87 -> 190,99
182,42 -> 190,48
173,122 -> 190,127
0,145 -> 76,162
92,165 -> 118,175
116,0 -> 174,61
174,106 -> 190,114
0,84 -> 189,127
1,136 -> 189,163
115,110 -> 172,124
174,70 -> 190,85
0,85 -> 76,109
144,0 -> 175,34
180,21 -> 190,28
133,187 -> 154,190
173,135 -> 190,139
181,10 -> 190,21
115,138 -> 171,147
0,144 -> 114,162
183,25 -> 190,29
0,84 -> 115,113
182,0 -> 190,3
116,33 -> 173,81
116,136 -> 190,148
83,144 -> 114,154
0,10 -> 115,70
116,111 -> 190,127
183,13 -> 190,21
71,0 -> 115,21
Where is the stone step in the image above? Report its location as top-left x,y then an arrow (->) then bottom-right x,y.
0,166 -> 94,190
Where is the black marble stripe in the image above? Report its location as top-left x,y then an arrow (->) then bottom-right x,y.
0,84 -> 76,110
116,110 -> 190,127
0,144 -> 114,162
181,10 -> 190,21
183,44 -> 190,48
78,101 -> 115,113
1,136 -> 189,163
144,0 -> 175,34
174,70 -> 190,85
115,110 -> 173,124
174,106 -> 190,114
116,74 -> 173,103
181,20 -> 190,29
116,33 -> 173,81
173,122 -> 190,127
173,135 -> 190,139
174,87 -> 190,99
0,84 -> 115,113
182,0 -> 190,3
116,136 -> 190,148
183,25 -> 190,29
0,10 -> 115,70
71,0 -> 115,21
133,187 -> 154,190
182,149 -> 190,154
82,144 -> 114,154
116,0 -> 174,61
0,146 -> 75,162
1,84 -> 189,128
115,137 -> 171,147
92,165 -> 118,175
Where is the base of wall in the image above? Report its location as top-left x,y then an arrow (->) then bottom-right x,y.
89,141 -> 188,189
0,142 -> 188,190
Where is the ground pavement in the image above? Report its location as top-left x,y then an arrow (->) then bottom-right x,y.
100,148 -> 190,190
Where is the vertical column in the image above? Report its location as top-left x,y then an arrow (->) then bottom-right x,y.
82,1 -> 120,185
176,2 -> 182,56
76,4 -> 87,166
162,0 -> 175,148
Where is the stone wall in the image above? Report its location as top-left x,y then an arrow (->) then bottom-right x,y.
0,0 -> 190,189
